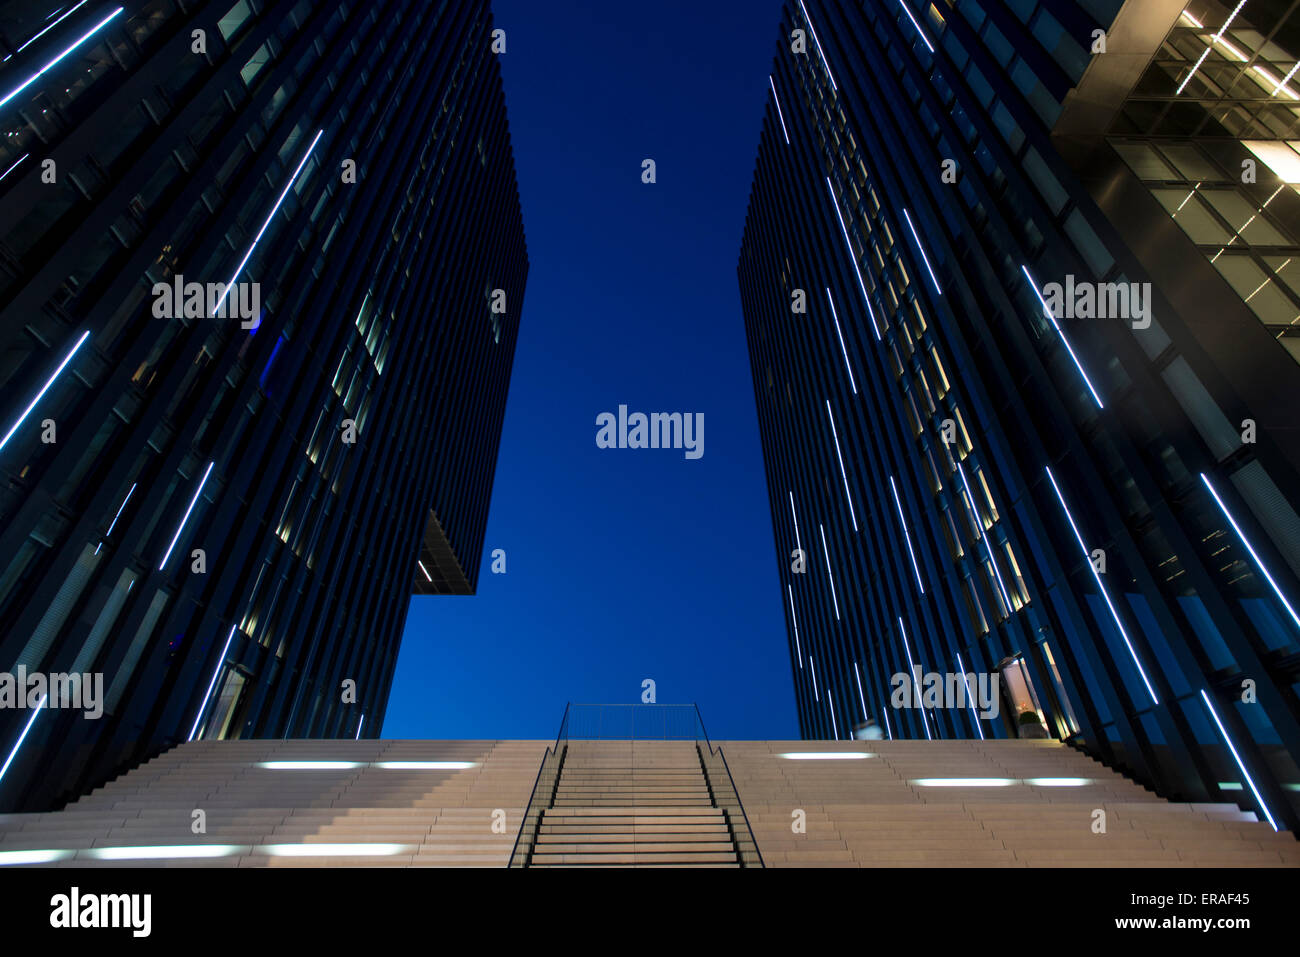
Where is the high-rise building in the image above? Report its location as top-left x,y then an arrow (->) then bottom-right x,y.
0,0 -> 527,811
739,0 -> 1300,831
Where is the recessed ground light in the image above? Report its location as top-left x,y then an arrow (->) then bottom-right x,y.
92,845 -> 246,860
258,761 -> 361,770
257,843 -> 411,857
778,752 -> 873,760
911,778 -> 1016,787
0,849 -> 74,866
375,761 -> 476,769
1025,778 -> 1092,787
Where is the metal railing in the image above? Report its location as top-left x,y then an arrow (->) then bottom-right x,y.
507,703 -> 764,868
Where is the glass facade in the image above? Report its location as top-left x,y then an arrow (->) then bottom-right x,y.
0,0 -> 527,811
740,0 -> 1300,830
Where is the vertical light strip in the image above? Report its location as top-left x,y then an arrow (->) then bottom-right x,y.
811,656 -> 820,701
417,560 -> 433,583
189,627 -> 237,740
1022,265 -> 1104,409
769,76 -> 790,144
0,695 -> 47,785
828,692 -> 839,740
0,6 -> 122,111
898,617 -> 931,739
13,0 -> 90,56
1199,689 -> 1277,830
787,585 -> 804,668
853,661 -> 868,720
824,288 -> 858,394
95,481 -> 138,554
1177,0 -> 1249,95
1045,466 -> 1159,704
0,330 -> 90,454
890,475 -> 926,593
956,460 -> 1012,612
895,0 -> 935,53
826,178 -> 883,339
819,523 -> 841,620
902,208 -> 942,295
826,401 -> 859,531
955,651 -> 985,740
355,714 -> 365,740
215,129 -> 325,314
788,491 -> 803,556
158,461 -> 215,569
798,0 -> 837,90
1201,473 -> 1300,631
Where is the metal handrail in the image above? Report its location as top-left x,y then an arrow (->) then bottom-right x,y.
692,702 -> 764,868
507,701 -> 570,868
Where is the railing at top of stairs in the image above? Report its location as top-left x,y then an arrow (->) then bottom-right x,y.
508,703 -> 569,868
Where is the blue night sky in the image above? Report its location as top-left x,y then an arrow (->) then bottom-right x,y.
382,0 -> 797,741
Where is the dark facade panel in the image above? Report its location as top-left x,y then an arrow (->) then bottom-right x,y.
0,0 -> 527,811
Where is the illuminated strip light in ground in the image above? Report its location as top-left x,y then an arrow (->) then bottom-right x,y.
895,0 -> 935,53
0,152 -> 29,183
1045,466 -> 1159,705
826,401 -> 858,531
798,0 -> 837,90
825,288 -> 858,394
912,778 -> 1014,787
259,761 -> 361,769
769,76 -> 790,144
0,6 -> 121,110
0,849 -> 74,866
0,330 -> 89,454
898,617 -> 931,739
788,491 -> 803,555
779,751 -> 871,759
1176,0 -> 1249,95
96,481 -> 137,554
819,523 -> 841,619
1200,689 -> 1277,830
827,691 -> 839,739
1201,472 -> 1300,632
890,475 -> 925,594
956,460 -> 1012,611
13,0 -> 90,57
955,651 -> 985,740
417,560 -> 432,582
902,208 -> 942,295
376,761 -> 477,770
787,584 -> 803,668
259,843 -> 411,857
158,461 -> 214,569
826,178 -> 882,339
1022,265 -> 1104,409
188,626 -> 237,740
0,694 -> 46,786
94,845 -> 243,860
214,128 -> 324,315
810,656 -> 820,701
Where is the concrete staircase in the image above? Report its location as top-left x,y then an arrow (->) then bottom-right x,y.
526,740 -> 743,867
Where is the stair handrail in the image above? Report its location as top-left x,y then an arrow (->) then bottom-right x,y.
692,702 -> 764,868
508,701 -> 570,868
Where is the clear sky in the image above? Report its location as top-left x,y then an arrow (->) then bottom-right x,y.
382,0 -> 797,741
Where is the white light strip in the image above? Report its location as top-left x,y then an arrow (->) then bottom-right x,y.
355,713 -> 365,740
0,694 -> 46,785
1200,689 -> 1277,830
789,491 -> 803,555
1177,0 -> 1248,95
104,482 -> 136,538
158,461 -> 214,569
826,401 -> 859,531
1045,466 -> 1159,704
810,655 -> 819,701
819,523 -> 841,620
827,178 -> 882,340
188,626 -> 237,740
0,848 -> 74,866
215,129 -> 325,314
798,0 -> 837,90
1022,265 -> 1104,409
912,778 -> 1016,787
375,761 -> 476,770
955,651 -> 985,740
957,460 -> 1012,611
825,288 -> 858,394
880,693 -> 893,739
259,843 -> 411,857
895,0 -> 935,53
1201,473 -> 1300,632
1026,778 -> 1091,787
903,208 -> 941,295
769,76 -> 790,144
0,152 -> 29,183
417,560 -> 432,582
0,6 -> 121,111
787,584 -> 803,669
1272,61 -> 1300,97
0,330 -> 89,454
94,844 -> 243,860
899,617 -> 931,739
779,751 -> 871,759
14,0 -> 89,56
828,691 -> 839,740
890,475 -> 925,594
259,761 -> 361,770
853,661 -> 868,720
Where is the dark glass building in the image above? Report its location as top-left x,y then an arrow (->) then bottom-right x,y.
0,0 -> 527,811
739,0 -> 1300,831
